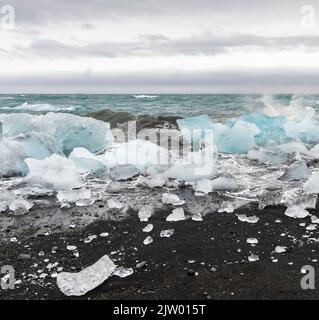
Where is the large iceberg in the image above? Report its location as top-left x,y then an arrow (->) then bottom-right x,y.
0,113 -> 113,155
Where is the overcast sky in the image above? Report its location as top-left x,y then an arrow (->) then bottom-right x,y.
0,0 -> 319,93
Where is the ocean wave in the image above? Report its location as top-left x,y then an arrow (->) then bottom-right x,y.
133,95 -> 159,99
4,102 -> 76,112
261,94 -> 305,119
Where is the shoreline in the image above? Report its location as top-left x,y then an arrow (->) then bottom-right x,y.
1,202 -> 318,300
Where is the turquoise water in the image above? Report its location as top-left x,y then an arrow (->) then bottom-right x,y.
0,94 -> 319,122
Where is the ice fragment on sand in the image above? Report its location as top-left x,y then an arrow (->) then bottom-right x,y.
138,205 -> 154,222
25,154 -> 83,190
162,193 -> 185,206
57,189 -> 94,207
218,201 -> 234,213
248,254 -> 259,262
275,246 -> 287,254
192,213 -> 203,222
160,229 -> 174,238
143,236 -> 153,245
238,214 -> 259,224
67,245 -> 77,251
285,205 -> 309,219
193,178 -> 212,195
56,255 -> 116,296
107,199 -> 123,210
113,267 -> 134,278
247,238 -> 258,245
166,208 -> 186,222
8,199 -> 33,215
142,174 -> 167,188
143,224 -> 153,233
279,160 -> 311,181
100,232 -> 109,237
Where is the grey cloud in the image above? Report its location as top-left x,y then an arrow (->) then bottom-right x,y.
1,70 -> 319,93
6,0 -> 311,25
14,32 -> 319,59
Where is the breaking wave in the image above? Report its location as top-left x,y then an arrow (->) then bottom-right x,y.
4,102 -> 76,112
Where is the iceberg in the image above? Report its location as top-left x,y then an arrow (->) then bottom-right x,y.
8,199 -> 34,215
102,140 -> 171,174
284,107 -> 319,144
0,139 -> 28,177
56,255 -> 116,296
109,164 -> 140,181
177,115 -> 214,146
0,113 -> 113,155
25,154 -> 84,190
69,148 -> 107,174
237,112 -> 286,145
214,120 -> 261,154
304,172 -> 319,194
279,160 -> 311,181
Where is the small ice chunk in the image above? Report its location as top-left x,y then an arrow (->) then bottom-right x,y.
192,213 -> 203,222
166,208 -> 185,222
160,229 -> 174,238
248,254 -> 259,262
107,199 -> 123,210
138,205 -> 154,222
211,176 -> 240,191
57,189 -> 94,207
9,199 -> 33,215
56,255 -> 116,296
306,224 -> 317,231
100,232 -> 109,237
162,193 -> 185,206
143,236 -> 153,245
193,178 -> 212,195
143,224 -> 154,233
67,245 -> 77,251
109,164 -> 140,181
84,235 -> 97,244
238,214 -> 259,224
285,205 -> 309,219
218,201 -> 234,213
25,154 -> 83,190
311,216 -> 319,224
279,160 -> 311,181
143,175 -> 167,188
113,267 -> 134,278
275,246 -> 287,254
247,238 -> 258,245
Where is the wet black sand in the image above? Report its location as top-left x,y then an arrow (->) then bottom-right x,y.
1,203 -> 319,300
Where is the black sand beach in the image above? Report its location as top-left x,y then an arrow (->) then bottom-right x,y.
1,198 -> 318,300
